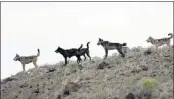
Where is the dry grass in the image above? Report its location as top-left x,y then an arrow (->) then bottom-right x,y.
1,46 -> 173,99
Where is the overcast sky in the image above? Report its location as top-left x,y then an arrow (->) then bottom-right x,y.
1,2 -> 173,79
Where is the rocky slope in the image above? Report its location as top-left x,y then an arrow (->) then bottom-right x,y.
1,46 -> 173,99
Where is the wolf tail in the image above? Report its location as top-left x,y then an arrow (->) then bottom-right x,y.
168,33 -> 173,39
122,43 -> 127,46
86,42 -> 90,49
37,49 -> 40,57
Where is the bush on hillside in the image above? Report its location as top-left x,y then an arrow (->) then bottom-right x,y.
141,77 -> 158,91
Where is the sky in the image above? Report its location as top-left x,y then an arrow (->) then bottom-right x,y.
1,2 -> 173,79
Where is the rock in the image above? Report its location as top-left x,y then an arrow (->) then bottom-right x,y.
131,67 -> 141,74
64,82 -> 81,92
47,67 -> 56,73
113,97 -> 119,99
62,82 -> 81,96
57,94 -> 62,99
144,50 -> 152,56
19,82 -> 28,88
63,89 -> 70,95
32,88 -> 40,93
98,61 -> 109,69
125,93 -> 135,99
150,71 -> 158,77
78,64 -> 83,70
137,90 -> 152,99
140,65 -> 148,71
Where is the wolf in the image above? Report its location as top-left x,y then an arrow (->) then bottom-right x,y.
97,38 -> 127,59
77,42 -> 91,61
55,44 -> 83,66
13,49 -> 40,72
146,33 -> 173,52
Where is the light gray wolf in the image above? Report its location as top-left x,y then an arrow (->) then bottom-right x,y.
13,49 -> 40,72
97,38 -> 127,59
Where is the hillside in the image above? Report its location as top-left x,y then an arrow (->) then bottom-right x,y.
1,46 -> 173,99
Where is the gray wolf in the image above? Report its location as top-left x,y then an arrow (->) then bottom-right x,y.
55,44 -> 83,66
77,42 -> 91,61
146,33 -> 173,52
97,38 -> 127,59
13,49 -> 40,72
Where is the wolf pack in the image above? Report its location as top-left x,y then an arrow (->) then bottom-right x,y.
13,33 -> 173,72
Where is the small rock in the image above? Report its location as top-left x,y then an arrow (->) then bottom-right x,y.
19,82 -> 28,88
144,50 -> 152,56
78,64 -> 83,70
131,67 -> 141,74
29,85 -> 33,88
137,90 -> 152,99
164,55 -> 170,57
140,65 -> 148,71
125,93 -> 135,99
57,95 -> 61,99
47,67 -> 56,73
63,90 -> 70,95
64,82 -> 81,92
62,82 -> 81,96
33,88 -> 39,93
120,73 -> 125,75
98,61 -> 109,69
113,97 -> 119,99
159,89 -> 164,92
150,71 -> 158,77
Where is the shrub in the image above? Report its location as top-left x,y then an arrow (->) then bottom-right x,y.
141,77 -> 158,91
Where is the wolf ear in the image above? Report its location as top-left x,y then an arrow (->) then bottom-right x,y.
99,38 -> 103,41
